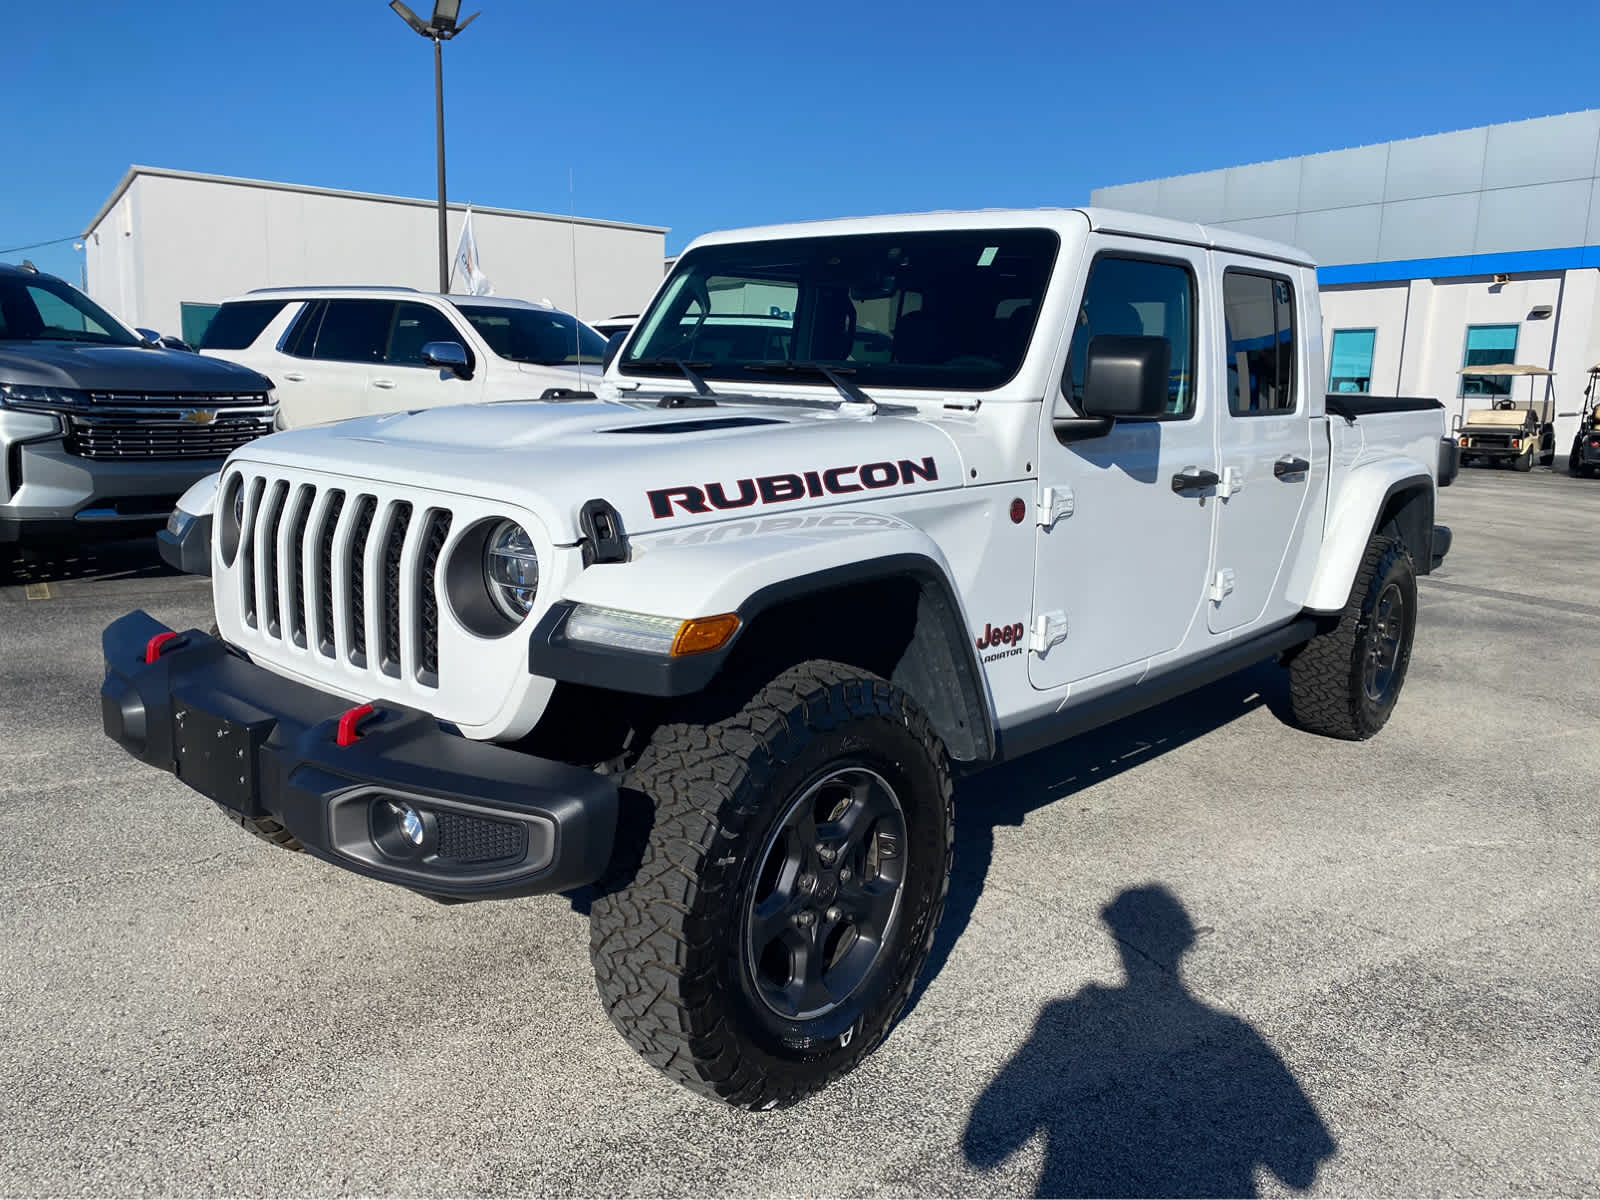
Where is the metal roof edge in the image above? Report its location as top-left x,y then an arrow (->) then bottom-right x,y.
82,165 -> 669,237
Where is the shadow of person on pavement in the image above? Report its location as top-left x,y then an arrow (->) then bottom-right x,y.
962,885 -> 1336,1198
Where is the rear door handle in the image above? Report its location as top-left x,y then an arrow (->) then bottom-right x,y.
372,378 -> 396,390
1274,456 -> 1311,479
1171,468 -> 1220,495
281,371 -> 306,382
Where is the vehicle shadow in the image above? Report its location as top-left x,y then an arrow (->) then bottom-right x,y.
1,538 -> 178,587
915,661 -> 1292,1008
961,883 -> 1337,1197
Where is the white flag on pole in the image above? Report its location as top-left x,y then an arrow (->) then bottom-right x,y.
451,205 -> 493,296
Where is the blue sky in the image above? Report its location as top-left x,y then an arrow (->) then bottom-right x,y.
8,0 -> 1600,287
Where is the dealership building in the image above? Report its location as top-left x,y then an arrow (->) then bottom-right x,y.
81,166 -> 668,344
1093,109 -> 1600,453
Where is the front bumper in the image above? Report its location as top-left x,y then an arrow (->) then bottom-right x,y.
0,426 -> 224,544
156,510 -> 212,575
100,610 -> 618,900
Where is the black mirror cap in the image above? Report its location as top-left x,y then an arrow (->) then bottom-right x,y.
602,330 -> 627,371
1080,334 -> 1172,420
421,340 -> 472,379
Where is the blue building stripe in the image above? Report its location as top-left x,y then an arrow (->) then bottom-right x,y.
1318,245 -> 1600,285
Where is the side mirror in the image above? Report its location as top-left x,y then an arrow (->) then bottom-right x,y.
602,330 -> 627,371
422,340 -> 472,379
1079,334 -> 1172,419
135,327 -> 165,348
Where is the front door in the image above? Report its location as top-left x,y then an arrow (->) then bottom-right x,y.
1207,262 -> 1317,634
1029,240 -> 1219,692
368,301 -> 482,414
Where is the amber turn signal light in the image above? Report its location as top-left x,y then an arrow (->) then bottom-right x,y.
671,613 -> 741,657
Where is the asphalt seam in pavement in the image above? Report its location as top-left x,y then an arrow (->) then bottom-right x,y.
1421,577 -> 1600,618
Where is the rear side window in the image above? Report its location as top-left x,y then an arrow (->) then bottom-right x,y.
199,300 -> 288,350
1223,271 -> 1297,415
387,302 -> 469,368
281,301 -> 325,358
311,300 -> 395,363
1063,255 -> 1197,418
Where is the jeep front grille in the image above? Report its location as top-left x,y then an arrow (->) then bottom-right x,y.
234,473 -> 451,689
64,392 -> 275,461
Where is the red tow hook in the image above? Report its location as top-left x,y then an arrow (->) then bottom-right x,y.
144,632 -> 183,664
336,703 -> 379,747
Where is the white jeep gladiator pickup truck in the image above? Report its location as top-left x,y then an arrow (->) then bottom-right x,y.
101,207 -> 1457,1109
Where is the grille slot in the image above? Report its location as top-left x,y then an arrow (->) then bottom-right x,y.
347,496 -> 377,667
417,511 -> 452,684
381,502 -> 413,677
315,491 -> 345,657
240,477 -> 265,628
258,481 -> 289,638
287,486 -> 313,648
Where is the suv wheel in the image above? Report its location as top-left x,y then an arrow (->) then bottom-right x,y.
1285,533 -> 1417,740
589,660 -> 953,1109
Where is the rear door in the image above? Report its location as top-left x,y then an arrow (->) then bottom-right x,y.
273,299 -> 392,427
368,301 -> 483,413
1029,240 -> 1219,692
1207,262 -> 1318,633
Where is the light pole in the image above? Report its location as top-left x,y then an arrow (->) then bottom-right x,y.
389,0 -> 480,293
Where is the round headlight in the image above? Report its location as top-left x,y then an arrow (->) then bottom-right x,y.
483,520 -> 539,621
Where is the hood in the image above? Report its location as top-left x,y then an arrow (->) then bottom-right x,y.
0,341 -> 274,392
231,396 -> 965,542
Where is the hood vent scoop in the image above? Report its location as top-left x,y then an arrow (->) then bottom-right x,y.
604,416 -> 786,435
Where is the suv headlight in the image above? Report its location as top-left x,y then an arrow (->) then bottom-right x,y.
484,520 -> 539,621
0,383 -> 88,413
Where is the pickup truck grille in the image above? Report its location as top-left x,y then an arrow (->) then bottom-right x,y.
65,392 -> 275,461
234,473 -> 453,687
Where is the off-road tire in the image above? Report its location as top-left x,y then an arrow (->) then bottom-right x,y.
589,660 -> 953,1110
1514,447 -> 1534,472
213,803 -> 304,852
1286,533 -> 1417,740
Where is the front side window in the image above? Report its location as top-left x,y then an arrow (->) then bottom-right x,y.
198,299 -> 287,351
0,276 -> 137,346
623,228 -> 1060,391
388,302 -> 468,367
1224,271 -> 1297,415
456,304 -> 606,366
1328,329 -> 1375,394
1461,324 -> 1519,396
311,300 -> 394,363
1062,255 -> 1196,418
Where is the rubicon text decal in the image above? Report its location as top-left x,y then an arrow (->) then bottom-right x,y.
647,457 -> 939,519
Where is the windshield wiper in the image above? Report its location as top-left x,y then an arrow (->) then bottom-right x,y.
625,358 -> 715,396
742,362 -> 877,411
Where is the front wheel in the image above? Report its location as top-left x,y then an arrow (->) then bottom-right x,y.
589,661 -> 953,1109
1286,534 -> 1417,740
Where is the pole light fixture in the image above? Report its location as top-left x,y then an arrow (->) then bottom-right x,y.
388,0 -> 481,292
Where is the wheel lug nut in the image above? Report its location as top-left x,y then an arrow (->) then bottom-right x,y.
817,845 -> 837,864
839,867 -> 852,882
825,906 -> 841,922
797,873 -> 815,892
795,911 -> 815,927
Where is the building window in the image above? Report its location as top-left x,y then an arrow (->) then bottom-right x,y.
1461,324 -> 1519,397
1223,270 -> 1296,415
180,302 -> 220,348
1328,329 -> 1376,394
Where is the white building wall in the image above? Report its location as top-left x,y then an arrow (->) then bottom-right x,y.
85,170 -> 667,335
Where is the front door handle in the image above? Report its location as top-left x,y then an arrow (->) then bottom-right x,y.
1274,456 -> 1311,479
372,378 -> 397,390
281,371 -> 306,382
1171,468 -> 1220,495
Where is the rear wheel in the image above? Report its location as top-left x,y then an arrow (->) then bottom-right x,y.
589,660 -> 953,1110
1286,533 -> 1417,740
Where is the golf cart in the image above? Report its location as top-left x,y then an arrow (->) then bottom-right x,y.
1454,363 -> 1556,471
1568,365 -> 1600,478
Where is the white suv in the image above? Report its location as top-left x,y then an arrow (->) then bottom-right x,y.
198,287 -> 606,429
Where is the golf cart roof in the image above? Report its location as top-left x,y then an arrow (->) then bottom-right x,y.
1455,364 -> 1554,376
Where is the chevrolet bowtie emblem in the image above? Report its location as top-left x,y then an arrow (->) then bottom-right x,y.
183,409 -> 218,426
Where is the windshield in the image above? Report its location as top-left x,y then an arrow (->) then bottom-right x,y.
621,228 -> 1059,390
0,274 -> 138,346
454,303 -> 607,366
